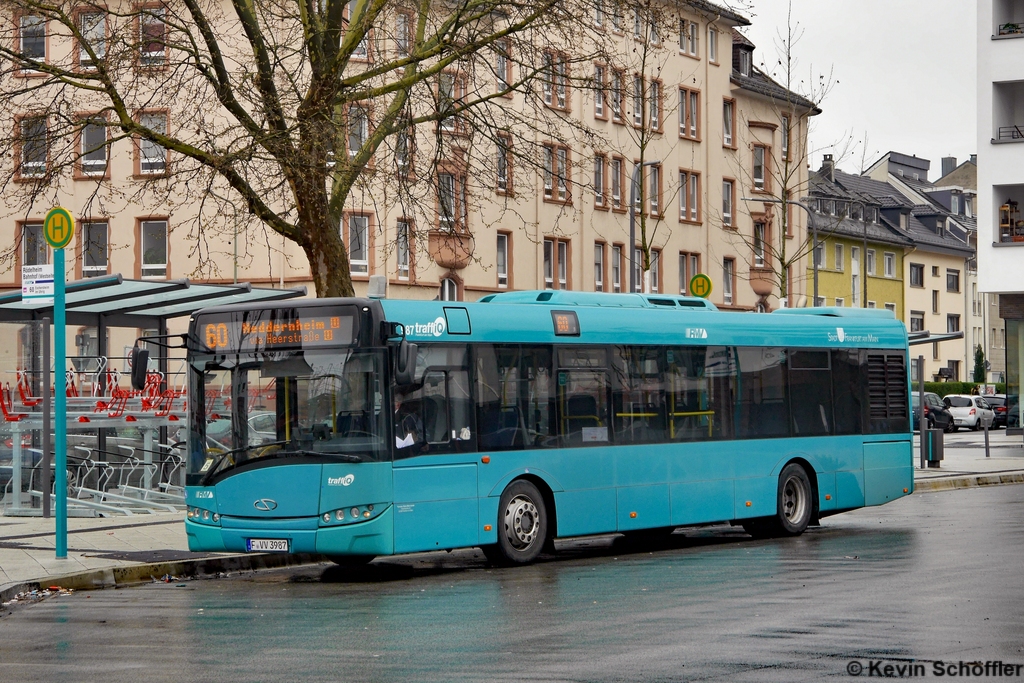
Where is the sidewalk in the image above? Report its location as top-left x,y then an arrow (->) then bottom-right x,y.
3,431 -> 1024,603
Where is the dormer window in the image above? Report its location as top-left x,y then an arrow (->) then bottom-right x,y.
738,49 -> 751,76
951,194 -> 960,215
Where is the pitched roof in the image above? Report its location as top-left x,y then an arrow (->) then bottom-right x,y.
687,1 -> 750,26
730,66 -> 820,113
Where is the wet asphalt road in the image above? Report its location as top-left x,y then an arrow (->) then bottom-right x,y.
2,485 -> 1024,683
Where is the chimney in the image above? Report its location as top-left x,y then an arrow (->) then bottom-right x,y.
970,154 -> 977,165
820,154 -> 835,183
941,156 -> 957,177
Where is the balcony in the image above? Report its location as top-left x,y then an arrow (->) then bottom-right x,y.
427,229 -> 474,269
996,184 -> 1024,243
992,82 -> 1024,143
994,0 -> 1024,38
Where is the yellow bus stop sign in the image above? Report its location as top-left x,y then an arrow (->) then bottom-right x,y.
43,206 -> 74,249
689,273 -> 712,299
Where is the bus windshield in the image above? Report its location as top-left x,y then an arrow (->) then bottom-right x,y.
189,348 -> 387,482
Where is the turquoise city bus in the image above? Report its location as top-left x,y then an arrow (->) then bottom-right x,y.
175,291 -> 912,565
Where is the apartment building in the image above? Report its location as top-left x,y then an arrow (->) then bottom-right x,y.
1,1 -> 814,325
978,0 -> 1024,423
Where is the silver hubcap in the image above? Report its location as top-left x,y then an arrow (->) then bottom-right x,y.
782,475 -> 808,525
503,495 -> 539,549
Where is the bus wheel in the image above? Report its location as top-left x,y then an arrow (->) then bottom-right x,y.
486,480 -> 548,565
744,464 -> 813,538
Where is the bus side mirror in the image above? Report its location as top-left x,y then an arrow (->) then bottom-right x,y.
395,340 -> 418,387
130,346 -> 150,391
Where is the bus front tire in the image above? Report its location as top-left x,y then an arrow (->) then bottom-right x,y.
484,480 -> 548,566
743,463 -> 813,538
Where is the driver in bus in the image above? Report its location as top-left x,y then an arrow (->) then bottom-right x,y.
394,394 -> 423,450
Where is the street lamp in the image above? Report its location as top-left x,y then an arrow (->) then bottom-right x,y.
629,159 -> 661,294
741,197 -> 817,305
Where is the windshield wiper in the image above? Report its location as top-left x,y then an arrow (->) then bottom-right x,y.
200,440 -> 289,485
284,450 -> 364,463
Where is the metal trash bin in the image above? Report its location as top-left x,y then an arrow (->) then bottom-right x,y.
923,428 -> 944,468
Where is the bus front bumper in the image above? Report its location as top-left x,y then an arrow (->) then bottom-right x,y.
186,506 -> 394,557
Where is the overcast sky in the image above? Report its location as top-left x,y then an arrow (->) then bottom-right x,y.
742,0 -> 976,181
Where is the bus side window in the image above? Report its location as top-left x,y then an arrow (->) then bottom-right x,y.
736,348 -> 789,439
789,350 -> 833,436
557,348 -> 609,447
393,344 -> 474,458
475,345 -> 525,451
612,346 -> 666,444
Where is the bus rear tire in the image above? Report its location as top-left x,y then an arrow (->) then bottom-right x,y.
743,463 -> 813,538
485,480 -> 548,566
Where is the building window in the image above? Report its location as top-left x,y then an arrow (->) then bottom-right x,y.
738,49 -> 751,76
851,246 -> 860,306
649,164 -> 661,215
496,136 -> 511,193
885,303 -> 896,312
594,154 -> 606,206
723,100 -> 734,146
440,278 -> 459,301
611,157 -> 623,208
946,268 -> 960,292
593,0 -> 603,26
649,80 -> 661,130
910,262 -> 924,287
708,26 -> 717,62
79,118 -> 108,176
752,145 -> 767,191
632,75 -> 644,127
138,112 -> 168,175
141,220 -> 167,278
754,222 -> 766,267
495,39 -> 511,91
722,179 -> 734,226
679,252 -> 699,294
543,144 -> 571,202
610,69 -> 623,122
437,171 -> 467,231
348,215 -> 369,274
497,233 -> 509,288
595,242 -> 605,291
438,72 -> 464,132
543,52 -> 568,110
348,103 -> 368,156
781,115 -> 790,161
544,238 -> 570,290
884,252 -> 895,278
834,243 -> 844,271
19,116 -> 47,178
22,223 -> 46,266
78,11 -> 105,68
932,289 -> 939,313
396,220 -> 410,281
611,245 -> 622,292
394,127 -> 412,172
835,297 -> 844,307
633,247 -> 642,292
82,221 -> 108,277
813,240 -> 824,268
866,249 -> 876,276
947,314 -> 960,333
20,14 -> 46,63
650,249 -> 661,292
678,19 -> 698,56
139,7 -> 167,66
679,88 -> 699,139
951,194 -> 959,215
867,301 -> 876,309
910,311 -> 924,332
679,170 -> 700,222
346,0 -> 370,58
395,12 -> 411,56
594,64 -> 605,118
723,258 -> 735,305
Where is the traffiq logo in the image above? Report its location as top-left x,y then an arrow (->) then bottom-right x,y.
408,316 -> 446,337
328,474 -> 355,487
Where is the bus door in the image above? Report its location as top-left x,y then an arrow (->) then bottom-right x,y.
392,344 -> 479,553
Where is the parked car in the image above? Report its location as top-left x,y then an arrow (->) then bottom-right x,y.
911,392 -> 954,432
985,394 -> 1008,428
943,394 -> 995,431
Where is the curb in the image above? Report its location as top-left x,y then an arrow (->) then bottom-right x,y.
914,472 -> 1024,492
1,552 -> 325,605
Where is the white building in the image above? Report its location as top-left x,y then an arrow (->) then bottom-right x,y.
977,0 -> 1024,423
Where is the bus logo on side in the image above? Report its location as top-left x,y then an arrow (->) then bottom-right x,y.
407,317 -> 446,337
686,328 -> 708,339
328,475 -> 355,486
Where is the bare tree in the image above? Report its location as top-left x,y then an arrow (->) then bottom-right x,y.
0,0 -> 602,296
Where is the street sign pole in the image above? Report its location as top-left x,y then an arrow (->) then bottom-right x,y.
44,207 -> 73,560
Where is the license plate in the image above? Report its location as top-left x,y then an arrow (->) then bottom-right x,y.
247,538 -> 289,553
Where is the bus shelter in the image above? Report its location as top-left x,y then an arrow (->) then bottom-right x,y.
0,274 -> 305,517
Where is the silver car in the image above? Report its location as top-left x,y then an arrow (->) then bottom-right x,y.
943,394 -> 995,431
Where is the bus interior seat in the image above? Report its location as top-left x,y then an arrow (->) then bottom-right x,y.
478,405 -> 522,450
564,394 -> 600,444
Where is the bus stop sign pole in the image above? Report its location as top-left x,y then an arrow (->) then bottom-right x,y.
44,207 -> 73,560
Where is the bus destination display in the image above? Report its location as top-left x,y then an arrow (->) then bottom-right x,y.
197,308 -> 355,352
